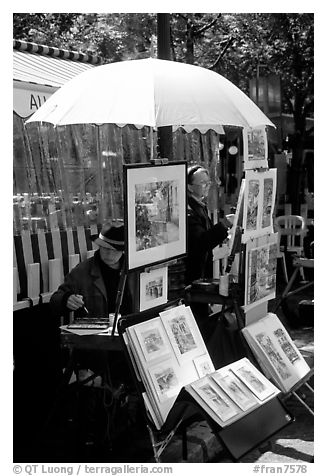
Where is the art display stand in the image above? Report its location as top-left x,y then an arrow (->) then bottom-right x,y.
118,298 -> 293,463
236,164 -> 314,418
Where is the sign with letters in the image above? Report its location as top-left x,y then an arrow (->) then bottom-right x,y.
13,81 -> 55,118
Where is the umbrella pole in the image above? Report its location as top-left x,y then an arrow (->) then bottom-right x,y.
150,126 -> 154,161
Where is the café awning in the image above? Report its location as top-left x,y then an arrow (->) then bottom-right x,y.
13,40 -> 101,118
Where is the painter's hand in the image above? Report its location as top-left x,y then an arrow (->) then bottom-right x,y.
66,294 -> 84,311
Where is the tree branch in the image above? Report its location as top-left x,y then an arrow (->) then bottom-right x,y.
209,36 -> 235,70
194,15 -> 221,36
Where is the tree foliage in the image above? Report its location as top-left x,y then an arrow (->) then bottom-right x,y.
13,13 -> 313,208
13,13 -> 313,115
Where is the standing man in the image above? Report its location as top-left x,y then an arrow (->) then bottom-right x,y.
185,165 -> 229,284
185,165 -> 230,340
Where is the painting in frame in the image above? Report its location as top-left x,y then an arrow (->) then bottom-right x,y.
243,126 -> 268,170
124,162 -> 187,271
244,233 -> 278,310
242,168 -> 277,242
139,265 -> 168,311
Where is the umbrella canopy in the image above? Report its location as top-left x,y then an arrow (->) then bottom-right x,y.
26,58 -> 274,130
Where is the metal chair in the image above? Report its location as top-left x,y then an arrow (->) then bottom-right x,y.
276,231 -> 289,283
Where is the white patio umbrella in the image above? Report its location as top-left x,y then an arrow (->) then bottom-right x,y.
26,57 -> 274,131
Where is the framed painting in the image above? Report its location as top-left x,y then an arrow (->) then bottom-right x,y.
124,162 -> 187,271
139,265 -> 168,311
243,126 -> 268,170
242,169 -> 277,242
160,304 -> 204,365
244,233 -> 278,310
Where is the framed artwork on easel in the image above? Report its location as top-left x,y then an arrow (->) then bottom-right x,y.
244,233 -> 278,310
243,127 -> 268,170
139,266 -> 168,311
242,169 -> 277,242
124,162 -> 187,271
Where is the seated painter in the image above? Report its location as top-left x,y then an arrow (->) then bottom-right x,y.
50,221 -> 132,320
50,221 -> 135,448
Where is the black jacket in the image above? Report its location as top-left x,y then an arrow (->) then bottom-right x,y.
185,195 -> 228,284
50,250 -> 132,319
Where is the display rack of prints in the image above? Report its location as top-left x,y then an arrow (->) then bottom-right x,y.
124,304 -> 212,429
184,357 -> 280,428
241,313 -> 310,393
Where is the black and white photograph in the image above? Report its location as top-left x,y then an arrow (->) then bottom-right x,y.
12,11 -> 314,465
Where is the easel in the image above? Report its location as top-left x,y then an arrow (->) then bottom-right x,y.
111,258 -> 128,337
118,299 -> 203,462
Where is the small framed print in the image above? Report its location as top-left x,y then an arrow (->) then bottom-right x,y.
244,234 -> 278,311
160,305 -> 204,365
133,317 -> 171,363
148,358 -> 181,402
139,266 -> 168,311
191,377 -> 239,422
124,161 -> 187,271
231,359 -> 275,401
193,354 -> 215,378
211,369 -> 257,412
243,126 -> 268,170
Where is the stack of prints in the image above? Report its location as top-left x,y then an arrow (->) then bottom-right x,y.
124,303 -> 214,429
242,313 -> 310,392
185,357 -> 280,428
